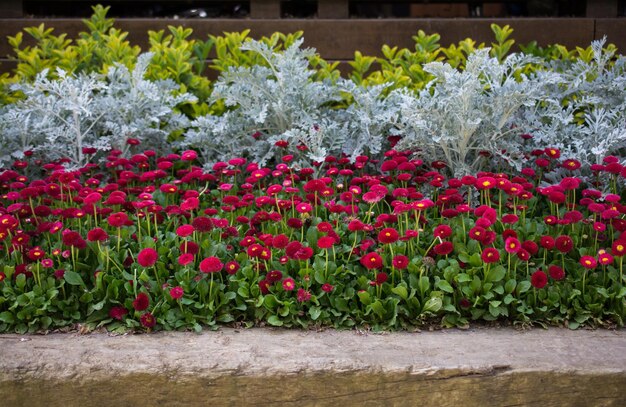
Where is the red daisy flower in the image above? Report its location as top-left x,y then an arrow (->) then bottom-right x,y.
555,235 -> 573,253
169,286 -> 184,300
132,292 -> 150,311
504,237 -> 521,254
548,265 -> 565,280
137,248 -> 158,267
531,270 -> 548,289
392,255 -> 409,269
199,256 -> 223,273
481,248 -> 500,263
140,312 -> 156,328
360,252 -> 383,269
579,255 -> 597,269
433,241 -> 454,256
378,227 -> 399,244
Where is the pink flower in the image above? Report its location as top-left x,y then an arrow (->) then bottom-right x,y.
176,224 -> 195,237
169,286 -> 184,300
140,312 -> 156,328
504,237 -> 521,254
178,253 -> 194,266
481,248 -> 500,263
378,227 -> 399,244
392,255 -> 409,269
579,255 -> 597,269
199,256 -> 223,273
297,288 -> 311,302
109,306 -> 128,320
360,252 -> 383,269
137,248 -> 158,267
282,278 -> 296,291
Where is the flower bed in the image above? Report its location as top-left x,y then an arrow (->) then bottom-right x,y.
0,6 -> 625,332
0,146 -> 625,333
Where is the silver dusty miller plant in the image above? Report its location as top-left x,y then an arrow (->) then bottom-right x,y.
99,53 -> 196,157
0,53 -> 194,169
334,80 -> 402,162
394,49 -> 560,176
184,39 -> 342,167
522,38 -> 626,167
1,68 -> 107,169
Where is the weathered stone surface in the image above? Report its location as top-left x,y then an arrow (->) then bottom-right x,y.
1,328 -> 625,406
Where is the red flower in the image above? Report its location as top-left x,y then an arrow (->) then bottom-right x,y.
598,251 -> 614,266
297,288 -> 311,302
540,236 -> 555,250
169,286 -> 184,300
433,241 -> 454,256
548,265 -> 565,280
176,224 -> 195,237
178,253 -> 194,266
317,236 -> 336,249
321,283 -> 334,293
481,248 -> 500,263
271,234 -> 289,249
282,278 -> 296,291
109,306 -> 128,320
137,248 -> 158,267
132,292 -> 150,311
191,216 -> 213,232
504,237 -> 520,254
360,252 -> 383,269
579,255 -> 597,269
199,256 -> 223,273
612,240 -> 626,257
555,236 -> 573,253
267,270 -> 283,283
392,255 -> 409,269
378,227 -> 399,244
433,224 -> 453,239
140,312 -> 156,328
475,177 -> 496,190
225,261 -> 240,275
107,211 -> 129,228
259,279 -> 271,294
374,272 -> 389,285
87,227 -> 109,242
531,270 -> 548,289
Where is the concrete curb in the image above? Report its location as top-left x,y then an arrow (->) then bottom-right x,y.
1,328 -> 625,406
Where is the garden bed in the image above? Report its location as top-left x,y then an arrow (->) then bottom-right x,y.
0,7 -> 625,333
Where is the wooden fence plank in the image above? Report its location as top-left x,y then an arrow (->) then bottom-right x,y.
250,0 -> 281,19
586,0 -> 619,17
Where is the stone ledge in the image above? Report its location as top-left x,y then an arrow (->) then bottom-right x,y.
1,328 -> 625,406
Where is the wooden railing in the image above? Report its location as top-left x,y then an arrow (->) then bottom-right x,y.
1,0 -> 622,18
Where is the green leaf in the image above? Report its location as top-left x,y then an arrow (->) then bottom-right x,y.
0,311 -> 14,324
309,306 -> 322,321
486,265 -> 506,282
357,291 -> 372,305
391,285 -> 408,300
422,297 -> 442,314
456,273 -> 472,283
517,281 -> 531,294
267,315 -> 283,326
436,280 -> 454,293
64,271 -> 85,286
370,300 -> 386,318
